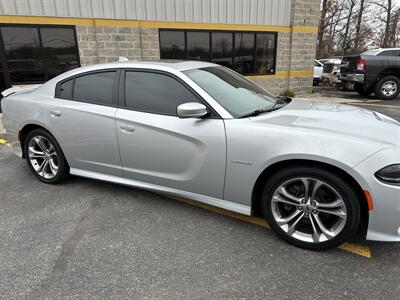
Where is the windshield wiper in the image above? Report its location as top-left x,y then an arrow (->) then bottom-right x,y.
238,97 -> 291,118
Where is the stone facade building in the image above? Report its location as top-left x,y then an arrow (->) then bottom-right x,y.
0,0 -> 319,95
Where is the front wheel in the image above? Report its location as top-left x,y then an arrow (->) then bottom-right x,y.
24,129 -> 69,184
261,166 -> 360,250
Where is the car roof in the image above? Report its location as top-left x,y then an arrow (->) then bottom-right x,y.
35,60 -> 219,96
78,60 -> 218,72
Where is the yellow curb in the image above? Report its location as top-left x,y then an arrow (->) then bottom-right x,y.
338,243 -> 371,258
161,193 -> 371,258
349,102 -> 400,108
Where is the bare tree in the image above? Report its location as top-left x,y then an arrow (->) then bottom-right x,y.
341,0 -> 356,54
317,0 -> 400,58
373,0 -> 398,47
317,0 -> 330,58
354,0 -> 366,52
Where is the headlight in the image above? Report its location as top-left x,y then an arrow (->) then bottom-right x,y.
375,165 -> 400,184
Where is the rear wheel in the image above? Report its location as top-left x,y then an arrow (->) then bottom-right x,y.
343,81 -> 355,91
24,129 -> 69,184
375,76 -> 400,100
261,166 -> 360,250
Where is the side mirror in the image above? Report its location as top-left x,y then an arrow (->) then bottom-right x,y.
177,102 -> 209,118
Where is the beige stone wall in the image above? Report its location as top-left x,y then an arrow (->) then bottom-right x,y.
251,77 -> 290,95
76,25 -> 160,65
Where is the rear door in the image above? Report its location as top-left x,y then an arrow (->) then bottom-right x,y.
115,69 -> 226,199
48,69 -> 122,176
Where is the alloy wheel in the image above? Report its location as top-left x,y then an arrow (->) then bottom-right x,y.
381,80 -> 398,97
271,177 -> 347,244
28,135 -> 59,179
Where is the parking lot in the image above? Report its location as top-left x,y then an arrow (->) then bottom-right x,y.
1,98 -> 400,299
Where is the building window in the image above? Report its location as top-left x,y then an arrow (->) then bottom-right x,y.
159,29 -> 276,75
0,25 -> 80,85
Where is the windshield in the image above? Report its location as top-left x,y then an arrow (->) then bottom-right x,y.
184,66 -> 277,117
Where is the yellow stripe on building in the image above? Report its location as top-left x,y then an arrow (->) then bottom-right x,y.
0,15 -> 317,33
247,70 -> 314,79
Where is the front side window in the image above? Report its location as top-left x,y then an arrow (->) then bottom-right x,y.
73,71 -> 116,105
124,71 -> 199,116
184,66 -> 277,118
159,29 -> 277,76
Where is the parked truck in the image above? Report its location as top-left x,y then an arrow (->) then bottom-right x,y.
341,48 -> 400,100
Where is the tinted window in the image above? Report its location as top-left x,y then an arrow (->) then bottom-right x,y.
125,71 -> 199,115
40,28 -> 80,79
0,25 -> 80,84
233,33 -> 255,74
378,50 -> 400,56
59,79 -> 73,99
187,32 -> 210,61
211,32 -> 233,68
73,72 -> 115,105
1,27 -> 45,83
255,33 -> 276,74
159,31 -> 185,59
158,29 -> 276,76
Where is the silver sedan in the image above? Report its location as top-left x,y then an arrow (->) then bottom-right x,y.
1,61 -> 400,250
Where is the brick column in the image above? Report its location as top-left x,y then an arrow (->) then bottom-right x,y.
288,0 -> 320,94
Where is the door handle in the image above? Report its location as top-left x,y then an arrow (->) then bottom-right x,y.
50,110 -> 61,117
120,124 -> 135,133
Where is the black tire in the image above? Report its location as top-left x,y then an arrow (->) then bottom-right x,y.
24,128 -> 69,184
375,76 -> 400,100
355,83 -> 374,96
261,166 -> 361,251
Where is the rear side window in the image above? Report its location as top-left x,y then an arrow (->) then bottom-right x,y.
59,79 -> 73,99
378,50 -> 400,56
124,71 -> 199,115
73,71 -> 116,105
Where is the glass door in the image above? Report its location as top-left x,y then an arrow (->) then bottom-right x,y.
0,32 -> 11,112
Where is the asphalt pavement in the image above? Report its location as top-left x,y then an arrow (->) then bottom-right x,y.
1,99 -> 400,299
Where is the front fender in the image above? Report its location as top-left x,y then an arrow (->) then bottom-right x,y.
223,119 -> 386,207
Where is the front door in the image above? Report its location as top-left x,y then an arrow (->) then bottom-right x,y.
116,70 -> 226,199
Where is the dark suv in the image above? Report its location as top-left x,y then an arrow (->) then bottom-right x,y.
340,48 -> 400,100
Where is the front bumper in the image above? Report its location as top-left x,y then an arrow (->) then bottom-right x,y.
354,149 -> 400,241
341,73 -> 365,84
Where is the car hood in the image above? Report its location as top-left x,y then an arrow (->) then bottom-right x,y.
250,99 -> 400,148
